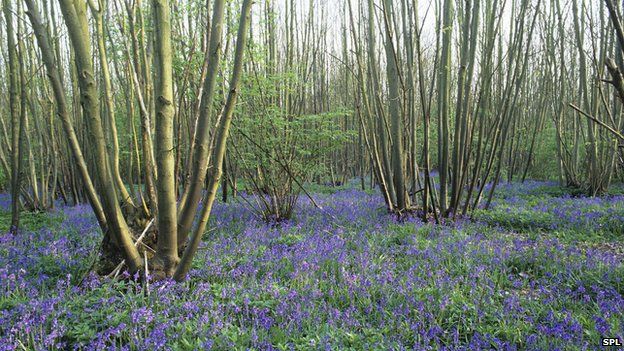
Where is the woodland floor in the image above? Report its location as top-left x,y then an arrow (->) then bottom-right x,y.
0,180 -> 623,350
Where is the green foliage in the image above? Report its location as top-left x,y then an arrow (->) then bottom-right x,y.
303,178 -> 366,194
474,183 -> 624,243
234,72 -> 354,183
525,127 -> 565,180
0,168 -> 6,191
475,207 -> 556,232
0,210 -> 63,233
232,65 -> 354,221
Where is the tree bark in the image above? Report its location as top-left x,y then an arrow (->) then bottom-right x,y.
175,0 -> 253,281
152,0 -> 179,277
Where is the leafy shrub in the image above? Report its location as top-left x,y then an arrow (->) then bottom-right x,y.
233,68 -> 354,222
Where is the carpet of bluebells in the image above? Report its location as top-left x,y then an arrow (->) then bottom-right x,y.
1,181 -> 623,350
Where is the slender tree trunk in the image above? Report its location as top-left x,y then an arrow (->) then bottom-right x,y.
5,0 -> 23,233
175,0 -> 253,281
90,0 -> 135,209
176,0 -> 227,246
437,0 -> 453,214
152,0 -> 179,277
58,0 -> 142,272
382,0 -> 408,212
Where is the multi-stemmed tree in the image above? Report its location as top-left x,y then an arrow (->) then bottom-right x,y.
23,0 -> 252,280
348,0 -> 544,218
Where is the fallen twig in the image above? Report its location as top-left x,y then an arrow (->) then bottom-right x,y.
105,218 -> 155,279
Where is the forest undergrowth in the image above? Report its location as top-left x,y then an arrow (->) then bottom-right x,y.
1,181 -> 623,350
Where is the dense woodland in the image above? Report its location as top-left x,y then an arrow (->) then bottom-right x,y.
1,0 -> 624,349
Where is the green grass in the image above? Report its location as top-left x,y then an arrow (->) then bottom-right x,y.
0,209 -> 64,233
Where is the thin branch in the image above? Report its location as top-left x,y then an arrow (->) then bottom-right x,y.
569,103 -> 624,142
